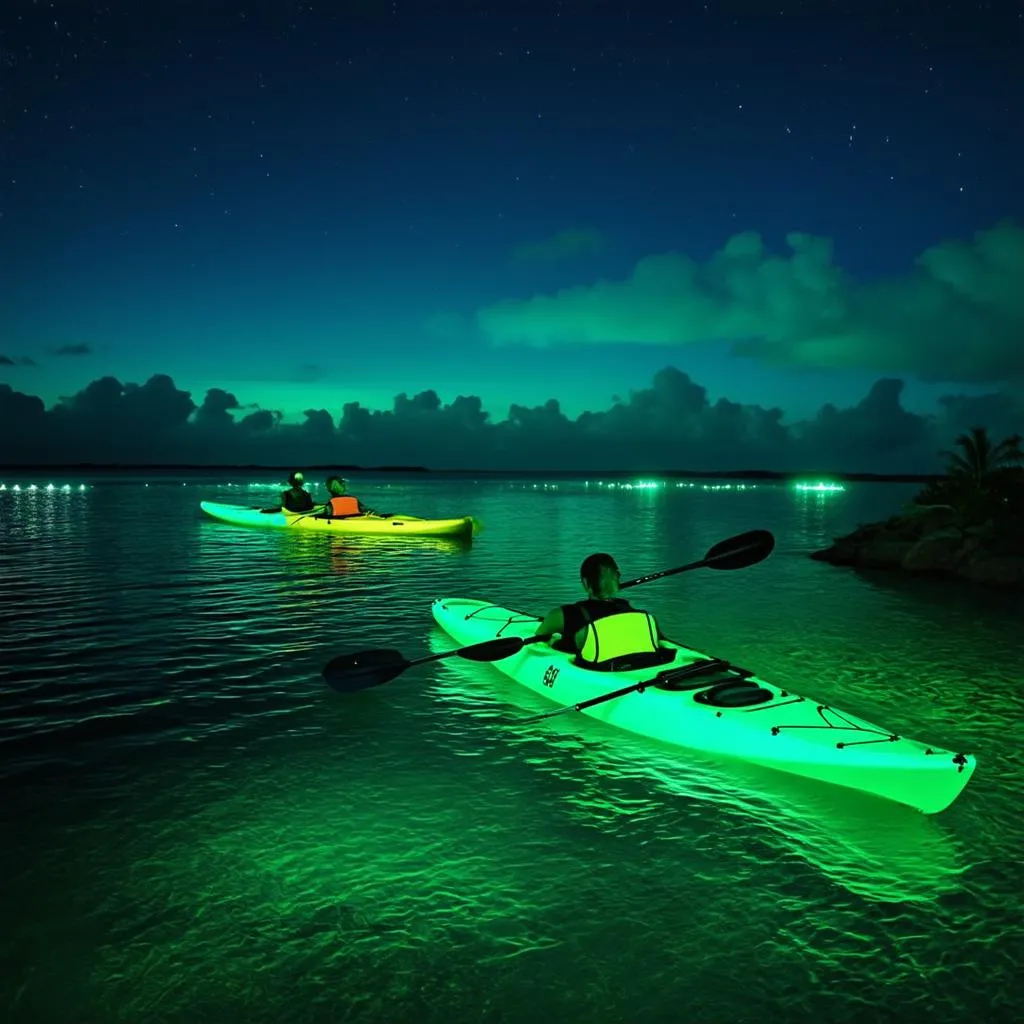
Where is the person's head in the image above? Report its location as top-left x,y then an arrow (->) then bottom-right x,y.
580,553 -> 620,598
288,470 -> 306,489
326,476 -> 347,497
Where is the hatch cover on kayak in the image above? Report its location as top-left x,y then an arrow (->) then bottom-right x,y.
692,681 -> 774,708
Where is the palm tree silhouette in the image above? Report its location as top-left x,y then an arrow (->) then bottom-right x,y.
909,427 -> 1023,530
940,427 -> 1023,490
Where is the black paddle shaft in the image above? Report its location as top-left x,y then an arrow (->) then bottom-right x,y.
620,529 -> 774,589
518,657 -> 731,723
321,529 -> 774,690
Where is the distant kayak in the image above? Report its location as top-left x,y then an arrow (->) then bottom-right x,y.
200,501 -> 476,537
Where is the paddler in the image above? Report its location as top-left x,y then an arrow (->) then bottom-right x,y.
280,470 -> 316,513
534,553 -> 669,671
322,476 -> 373,519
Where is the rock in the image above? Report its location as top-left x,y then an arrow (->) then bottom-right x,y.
810,512 -> 1024,591
858,540 -> 916,568
809,539 -> 858,564
901,505 -> 959,536
902,531 -> 963,573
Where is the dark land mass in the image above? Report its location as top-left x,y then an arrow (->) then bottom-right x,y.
0,463 -> 942,483
812,507 -> 1024,589
811,434 -> 1024,590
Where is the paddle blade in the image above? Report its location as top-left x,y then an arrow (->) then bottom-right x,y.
456,635 -> 528,662
703,529 -> 775,570
322,648 -> 409,693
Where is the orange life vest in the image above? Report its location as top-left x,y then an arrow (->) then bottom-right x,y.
327,495 -> 360,517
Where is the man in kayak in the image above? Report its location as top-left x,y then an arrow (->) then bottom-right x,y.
534,553 -> 669,671
280,470 -> 316,513
321,476 -> 374,519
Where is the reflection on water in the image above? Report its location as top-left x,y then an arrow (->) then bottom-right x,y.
430,649 -> 967,905
0,472 -> 1021,1021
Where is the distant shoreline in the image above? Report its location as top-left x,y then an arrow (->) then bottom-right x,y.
0,463 -> 943,484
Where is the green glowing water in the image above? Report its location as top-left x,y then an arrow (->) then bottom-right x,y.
1,472 -> 1021,1021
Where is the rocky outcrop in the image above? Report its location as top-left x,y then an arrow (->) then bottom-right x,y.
811,506 -> 1024,589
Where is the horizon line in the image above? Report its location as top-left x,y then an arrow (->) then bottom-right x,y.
0,463 -> 945,483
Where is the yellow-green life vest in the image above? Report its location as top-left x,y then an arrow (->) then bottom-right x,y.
578,610 -> 660,666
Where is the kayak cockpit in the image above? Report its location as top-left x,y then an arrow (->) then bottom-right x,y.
569,646 -> 678,673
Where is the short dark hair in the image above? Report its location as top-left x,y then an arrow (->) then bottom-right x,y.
288,471 -> 304,487
580,553 -> 619,591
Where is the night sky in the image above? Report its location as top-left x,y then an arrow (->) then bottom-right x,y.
1,1 -> 1022,470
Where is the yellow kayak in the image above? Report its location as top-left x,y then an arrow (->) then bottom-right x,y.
199,501 -> 475,537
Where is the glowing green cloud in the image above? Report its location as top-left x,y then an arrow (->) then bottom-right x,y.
477,222 -> 1024,383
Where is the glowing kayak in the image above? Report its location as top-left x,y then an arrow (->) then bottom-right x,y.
200,501 -> 475,537
430,598 -> 976,815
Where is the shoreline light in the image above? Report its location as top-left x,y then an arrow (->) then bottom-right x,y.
793,481 -> 846,493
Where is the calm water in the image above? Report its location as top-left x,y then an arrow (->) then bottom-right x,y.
1,472 -> 1022,1023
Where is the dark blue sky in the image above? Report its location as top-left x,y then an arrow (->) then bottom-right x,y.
1,0 -> 1022,469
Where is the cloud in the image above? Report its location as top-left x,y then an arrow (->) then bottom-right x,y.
510,228 -> 606,265
478,221 -> 1024,385
0,354 -> 36,367
1,368 -> 1022,472
796,379 -> 933,468
52,343 -> 93,357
